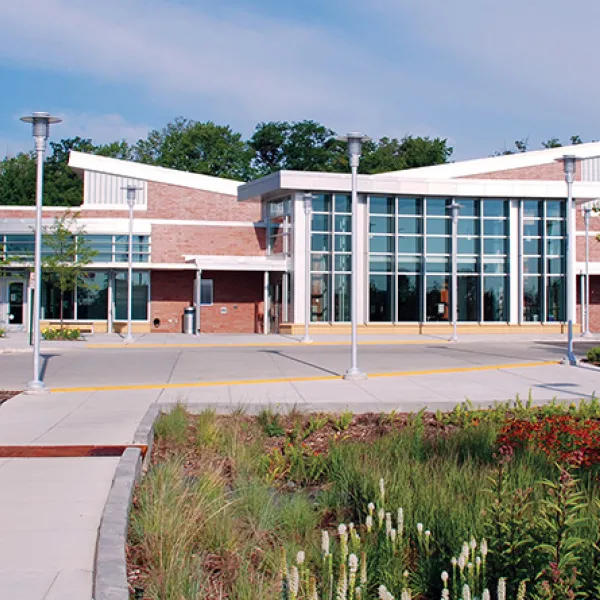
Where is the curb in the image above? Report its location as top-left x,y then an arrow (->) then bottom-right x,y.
94,447 -> 142,600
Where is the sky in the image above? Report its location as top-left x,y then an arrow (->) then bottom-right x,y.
0,0 -> 599,162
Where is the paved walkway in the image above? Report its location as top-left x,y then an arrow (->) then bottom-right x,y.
0,334 -> 599,598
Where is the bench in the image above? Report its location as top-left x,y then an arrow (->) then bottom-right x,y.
47,321 -> 95,334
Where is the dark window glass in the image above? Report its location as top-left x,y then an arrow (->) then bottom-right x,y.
370,196 -> 394,215
458,219 -> 479,236
483,200 -> 507,217
547,257 -> 565,275
523,238 -> 541,255
546,277 -> 565,322
524,276 -> 542,322
458,276 -> 479,321
77,271 -> 109,320
41,280 -> 74,320
369,256 -> 393,272
397,274 -> 420,321
334,274 -> 351,322
458,257 -> 478,273
311,234 -> 331,252
425,257 -> 450,273
546,220 -> 565,237
310,274 -> 330,322
312,214 -> 331,232
483,238 -> 507,255
200,280 -> 213,305
311,254 -> 331,272
426,237 -> 450,254
426,218 -> 450,235
483,258 -> 506,274
483,220 -> 507,236
523,257 -> 541,274
426,198 -> 451,216
398,197 -> 421,215
524,201 -> 542,218
546,239 -> 564,256
484,277 -> 508,321
334,254 -> 351,271
334,194 -> 351,213
334,215 -> 351,233
426,275 -> 450,321
398,257 -> 421,273
115,272 -> 149,321
369,236 -> 394,253
369,275 -> 393,321
398,217 -> 422,234
398,236 -> 422,254
369,216 -> 394,234
546,201 -> 564,219
523,219 -> 542,237
335,235 -> 352,252
458,237 -> 479,255
312,194 -> 332,213
458,199 -> 478,217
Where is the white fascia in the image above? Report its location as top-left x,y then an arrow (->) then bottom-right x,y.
239,171 -> 600,201
68,151 -> 242,196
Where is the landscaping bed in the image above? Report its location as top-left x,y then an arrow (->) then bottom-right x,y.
0,390 -> 20,404
127,400 -> 600,600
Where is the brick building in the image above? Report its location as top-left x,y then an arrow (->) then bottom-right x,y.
1,143 -> 600,335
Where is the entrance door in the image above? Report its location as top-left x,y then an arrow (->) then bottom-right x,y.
8,281 -> 24,326
269,277 -> 282,334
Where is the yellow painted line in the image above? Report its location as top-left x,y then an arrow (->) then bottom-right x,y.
49,360 -> 559,393
86,339 -> 449,350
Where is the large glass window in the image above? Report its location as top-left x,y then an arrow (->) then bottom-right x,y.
41,281 -> 74,320
522,199 -> 566,322
115,271 -> 150,321
266,197 -> 292,256
77,271 -> 109,320
368,196 -> 510,323
310,194 -> 351,323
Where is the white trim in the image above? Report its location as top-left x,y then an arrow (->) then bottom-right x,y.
239,170 -> 600,201
372,141 -> 600,179
144,218 -> 266,228
69,151 -> 241,196
184,254 -> 289,272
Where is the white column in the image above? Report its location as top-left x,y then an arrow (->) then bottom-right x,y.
510,199 -> 521,324
356,194 -> 368,325
107,271 -> 113,333
292,192 -> 307,325
263,270 -> 269,334
195,268 -> 202,335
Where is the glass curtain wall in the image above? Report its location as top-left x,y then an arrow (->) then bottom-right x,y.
310,193 -> 351,322
368,196 -> 509,323
522,200 -> 565,322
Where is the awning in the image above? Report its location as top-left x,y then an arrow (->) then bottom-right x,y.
184,254 -> 289,272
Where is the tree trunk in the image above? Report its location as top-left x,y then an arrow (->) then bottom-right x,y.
60,288 -> 64,331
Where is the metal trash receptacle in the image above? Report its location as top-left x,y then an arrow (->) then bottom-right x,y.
183,306 -> 196,334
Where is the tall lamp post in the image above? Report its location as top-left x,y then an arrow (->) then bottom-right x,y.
448,200 -> 462,342
338,132 -> 370,380
582,204 -> 593,337
124,186 -> 139,343
20,112 -> 62,392
562,155 -> 578,365
301,192 -> 314,344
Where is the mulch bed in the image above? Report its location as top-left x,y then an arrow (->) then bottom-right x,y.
0,391 -> 20,406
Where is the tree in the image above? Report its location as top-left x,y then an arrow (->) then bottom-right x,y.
0,152 -> 36,205
542,138 -> 562,148
249,120 -> 345,176
42,212 -> 98,329
360,135 -> 452,174
134,118 -> 252,179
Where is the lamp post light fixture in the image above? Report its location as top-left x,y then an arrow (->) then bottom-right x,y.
561,155 -> 579,365
124,186 -> 141,343
448,200 -> 462,343
301,192 -> 314,344
582,204 -> 593,338
337,132 -> 370,380
20,112 -> 62,392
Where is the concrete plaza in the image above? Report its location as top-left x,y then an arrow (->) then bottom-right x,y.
0,333 -> 599,599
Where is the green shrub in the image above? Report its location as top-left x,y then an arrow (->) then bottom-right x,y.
0,327 -> 5,338
154,404 -> 189,445
42,327 -> 81,341
258,407 -> 286,437
587,346 -> 600,363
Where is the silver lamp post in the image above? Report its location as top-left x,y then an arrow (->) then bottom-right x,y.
562,155 -> 578,365
448,200 -> 462,342
20,112 -> 62,392
582,204 -> 593,337
338,132 -> 370,380
301,192 -> 314,344
124,186 -> 138,343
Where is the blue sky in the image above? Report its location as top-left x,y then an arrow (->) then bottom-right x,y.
0,0 -> 599,162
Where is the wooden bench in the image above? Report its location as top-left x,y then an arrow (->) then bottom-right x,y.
47,321 -> 95,334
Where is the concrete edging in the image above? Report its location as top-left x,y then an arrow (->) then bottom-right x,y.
93,447 -> 142,600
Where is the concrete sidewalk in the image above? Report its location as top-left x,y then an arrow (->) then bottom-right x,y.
0,361 -> 599,599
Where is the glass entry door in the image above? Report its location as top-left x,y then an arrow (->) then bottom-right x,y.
8,281 -> 24,325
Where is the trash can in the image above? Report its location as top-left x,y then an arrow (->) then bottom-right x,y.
183,306 -> 196,334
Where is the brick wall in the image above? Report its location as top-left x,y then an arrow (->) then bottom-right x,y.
576,236 -> 600,262
576,275 -> 600,332
146,181 -> 261,221
151,224 -> 266,263
461,162 -> 580,181
150,269 -> 263,333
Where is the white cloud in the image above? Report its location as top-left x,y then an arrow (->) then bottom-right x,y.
0,0 -> 413,137
52,112 -> 150,145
